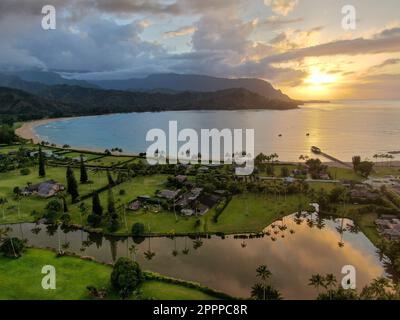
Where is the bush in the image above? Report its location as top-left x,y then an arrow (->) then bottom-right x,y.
110,258 -> 143,299
20,168 -> 31,176
131,222 -> 145,236
0,237 -> 26,258
119,189 -> 126,196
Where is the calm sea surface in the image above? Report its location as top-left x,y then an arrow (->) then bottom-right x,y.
35,100 -> 400,161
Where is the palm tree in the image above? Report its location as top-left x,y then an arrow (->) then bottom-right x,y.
0,198 -> 8,220
256,265 -> 272,300
308,274 -> 326,295
251,283 -> 282,300
325,274 -> 337,300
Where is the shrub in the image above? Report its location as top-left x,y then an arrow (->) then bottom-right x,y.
119,189 -> 126,196
0,237 -> 26,258
110,258 -> 143,299
20,168 -> 31,176
131,222 -> 145,236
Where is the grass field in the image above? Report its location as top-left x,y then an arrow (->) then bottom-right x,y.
87,156 -> 134,167
0,248 -> 220,300
328,167 -> 364,182
209,193 -> 309,234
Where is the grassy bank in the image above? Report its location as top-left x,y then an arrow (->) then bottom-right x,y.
0,248 -> 224,300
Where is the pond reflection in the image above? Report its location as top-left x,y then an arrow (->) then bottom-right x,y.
7,212 -> 390,299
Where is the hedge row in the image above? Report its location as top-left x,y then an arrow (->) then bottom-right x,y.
212,196 -> 232,223
143,271 -> 236,300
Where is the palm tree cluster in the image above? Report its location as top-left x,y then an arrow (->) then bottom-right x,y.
251,265 -> 282,300
309,274 -> 400,300
373,153 -> 395,166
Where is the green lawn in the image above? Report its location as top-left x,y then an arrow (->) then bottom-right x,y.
209,193 -> 309,234
62,152 -> 103,161
140,281 -> 219,300
328,167 -> 364,182
87,156 -> 133,167
0,248 -> 220,300
372,166 -> 400,177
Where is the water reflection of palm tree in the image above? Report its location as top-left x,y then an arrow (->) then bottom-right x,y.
182,237 -> 190,255
193,238 -> 203,250
346,222 -> 359,234
316,215 -> 326,230
325,273 -> 337,299
129,244 -> 138,262
172,234 -> 178,256
144,237 -> 156,260
256,265 -> 272,301
308,274 -> 326,295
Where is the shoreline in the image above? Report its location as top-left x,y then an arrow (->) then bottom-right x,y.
15,116 -> 141,156
14,116 -> 400,167
15,117 -> 75,144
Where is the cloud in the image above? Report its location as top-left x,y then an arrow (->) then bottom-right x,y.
264,0 -> 298,16
368,58 -> 400,71
262,27 -> 400,64
164,26 -> 196,38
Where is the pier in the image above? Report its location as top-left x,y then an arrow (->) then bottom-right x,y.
311,146 -> 352,168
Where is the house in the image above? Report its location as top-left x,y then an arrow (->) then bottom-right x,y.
375,216 -> 400,240
350,186 -> 379,203
127,200 -> 141,211
181,209 -> 195,216
72,156 -> 88,162
283,177 -> 295,183
175,175 -> 188,183
29,150 -> 54,158
23,180 -> 64,198
157,189 -> 181,200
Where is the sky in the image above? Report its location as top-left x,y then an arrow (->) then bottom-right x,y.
1,0 -> 400,100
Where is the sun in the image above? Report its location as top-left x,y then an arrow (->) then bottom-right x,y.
305,67 -> 337,86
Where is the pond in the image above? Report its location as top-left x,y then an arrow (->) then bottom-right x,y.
7,212 -> 390,299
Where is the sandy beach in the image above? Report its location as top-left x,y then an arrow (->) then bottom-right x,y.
15,117 -> 71,144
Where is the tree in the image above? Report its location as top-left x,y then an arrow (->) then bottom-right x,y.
80,155 -> 88,183
280,166 -> 289,177
107,187 -> 116,215
356,161 -> 374,178
37,146 -> 46,177
251,283 -> 282,300
110,257 -> 143,299
66,166 -> 79,202
256,265 -> 272,300
352,155 -> 361,171
107,170 -> 115,186
87,192 -> 103,227
92,192 -> 103,216
309,274 -> 326,294
0,237 -> 26,258
131,222 -> 145,237
0,124 -> 15,144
